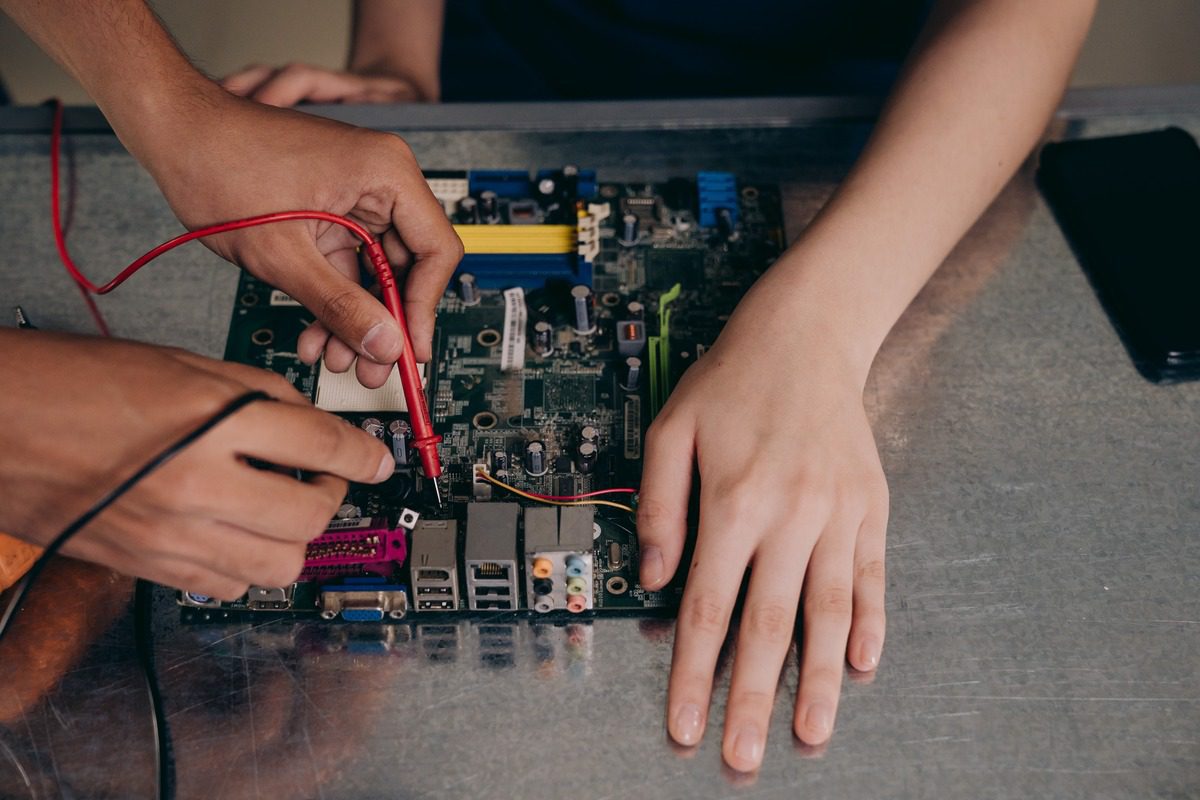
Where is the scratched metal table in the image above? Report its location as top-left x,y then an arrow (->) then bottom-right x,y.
1,89 -> 1198,799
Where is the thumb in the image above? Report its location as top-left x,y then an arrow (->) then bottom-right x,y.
274,244 -> 404,366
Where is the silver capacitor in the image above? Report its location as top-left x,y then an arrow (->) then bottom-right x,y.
619,212 -> 639,246
388,419 -> 411,466
626,300 -> 645,320
580,425 -> 600,446
533,320 -> 554,357
578,441 -> 598,474
571,284 -> 596,335
623,356 -> 642,391
361,417 -> 385,439
525,441 -> 549,476
459,272 -> 481,306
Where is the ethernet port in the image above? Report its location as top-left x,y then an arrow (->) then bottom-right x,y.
471,562 -> 512,581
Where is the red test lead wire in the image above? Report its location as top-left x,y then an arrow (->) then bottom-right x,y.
48,99 -> 445,501
362,244 -> 443,501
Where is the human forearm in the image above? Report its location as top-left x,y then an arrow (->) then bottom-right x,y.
0,0 -> 219,164
755,0 -> 1095,381
350,0 -> 445,101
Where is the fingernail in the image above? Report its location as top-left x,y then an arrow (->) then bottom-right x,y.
373,453 -> 394,482
672,704 -> 703,746
732,725 -> 763,769
805,702 -> 833,740
361,322 -> 402,363
641,546 -> 663,587
858,636 -> 881,670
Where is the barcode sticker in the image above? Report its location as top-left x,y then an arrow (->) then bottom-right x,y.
269,290 -> 302,307
501,287 -> 527,372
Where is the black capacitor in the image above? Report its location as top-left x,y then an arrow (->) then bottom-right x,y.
525,441 -> 548,476
533,320 -> 554,356
619,212 -> 639,246
458,272 -> 481,306
623,356 -> 642,391
716,207 -> 735,240
388,419 -> 411,466
561,164 -> 579,198
480,190 -> 500,223
578,441 -> 598,474
626,300 -> 645,320
455,195 -> 479,224
571,284 -> 596,335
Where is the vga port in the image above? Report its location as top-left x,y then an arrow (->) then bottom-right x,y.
319,579 -> 408,621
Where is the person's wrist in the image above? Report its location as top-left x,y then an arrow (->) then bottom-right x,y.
733,254 -> 883,392
102,71 -> 232,178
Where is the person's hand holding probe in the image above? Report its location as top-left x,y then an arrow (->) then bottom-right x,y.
0,0 -> 460,592
3,0 -> 462,389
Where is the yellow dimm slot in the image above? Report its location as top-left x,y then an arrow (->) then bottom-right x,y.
453,224 -> 577,254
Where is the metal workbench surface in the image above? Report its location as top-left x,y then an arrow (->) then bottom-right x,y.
1,90 -> 1197,799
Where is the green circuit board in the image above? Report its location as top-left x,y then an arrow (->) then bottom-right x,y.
182,169 -> 784,623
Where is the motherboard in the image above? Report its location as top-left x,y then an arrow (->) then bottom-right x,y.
181,168 -> 784,623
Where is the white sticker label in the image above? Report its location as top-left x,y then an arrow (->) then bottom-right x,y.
501,287 -> 527,372
269,290 -> 302,307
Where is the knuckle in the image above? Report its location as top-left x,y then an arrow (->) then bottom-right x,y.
636,496 -> 681,533
855,558 -> 886,583
302,497 -> 337,540
264,369 -> 294,395
265,546 -> 306,587
727,688 -> 777,714
800,665 -> 844,692
670,668 -> 715,695
318,287 -> 366,329
679,593 -> 730,634
744,601 -> 796,643
214,583 -> 250,603
806,585 -> 853,618
310,415 -> 348,461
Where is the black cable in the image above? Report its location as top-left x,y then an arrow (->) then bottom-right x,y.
0,390 -> 271,800
135,578 -> 174,800
0,390 -> 271,642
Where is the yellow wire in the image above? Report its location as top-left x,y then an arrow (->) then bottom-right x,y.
474,469 -> 636,514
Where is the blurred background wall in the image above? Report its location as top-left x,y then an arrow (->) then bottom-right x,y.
1,0 -> 1198,105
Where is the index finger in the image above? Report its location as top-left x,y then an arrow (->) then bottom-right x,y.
221,401 -> 393,483
381,140 -> 464,361
666,489 -> 758,747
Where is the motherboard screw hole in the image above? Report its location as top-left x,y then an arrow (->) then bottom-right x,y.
251,328 -> 274,346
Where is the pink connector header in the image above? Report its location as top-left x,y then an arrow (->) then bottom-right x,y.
300,517 -> 407,580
